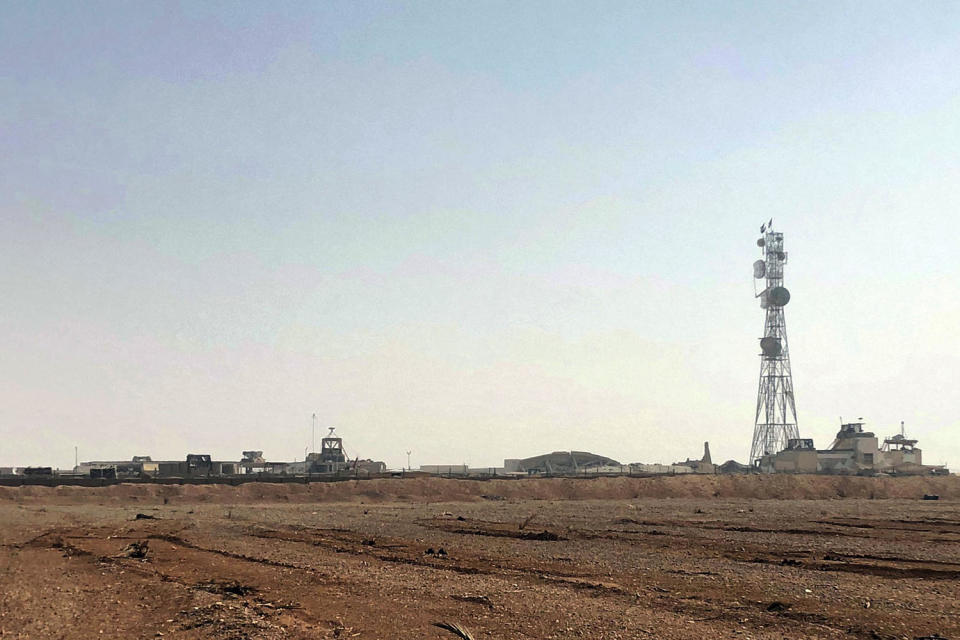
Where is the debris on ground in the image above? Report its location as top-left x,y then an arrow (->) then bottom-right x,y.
451,594 -> 493,609
121,541 -> 149,559
519,513 -> 537,530
194,580 -> 256,597
433,621 -> 476,639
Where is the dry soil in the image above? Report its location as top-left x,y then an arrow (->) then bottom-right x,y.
0,475 -> 958,639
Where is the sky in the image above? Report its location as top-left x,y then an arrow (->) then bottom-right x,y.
1,1 -> 958,470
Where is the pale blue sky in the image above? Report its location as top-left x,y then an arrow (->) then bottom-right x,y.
2,1 -> 958,469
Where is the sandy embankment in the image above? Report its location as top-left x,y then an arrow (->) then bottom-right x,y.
0,473 -> 956,505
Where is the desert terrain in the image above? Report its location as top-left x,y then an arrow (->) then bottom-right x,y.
0,475 -> 958,639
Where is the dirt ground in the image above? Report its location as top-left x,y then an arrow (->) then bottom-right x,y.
0,476 -> 958,639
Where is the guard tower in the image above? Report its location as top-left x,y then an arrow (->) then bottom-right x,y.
306,427 -> 348,473
750,221 -> 800,464
320,427 -> 346,465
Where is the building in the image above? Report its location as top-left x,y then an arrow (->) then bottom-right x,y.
763,438 -> 818,474
760,422 -> 946,475
504,451 -> 620,475
80,454 -> 257,478
671,442 -> 717,474
418,464 -> 508,476
879,432 -> 923,470
306,428 -> 349,473
629,463 -> 696,474
355,459 -> 387,474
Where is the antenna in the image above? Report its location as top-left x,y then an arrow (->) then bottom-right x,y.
749,224 -> 799,464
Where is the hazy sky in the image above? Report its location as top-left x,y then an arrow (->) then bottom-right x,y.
2,1 -> 958,470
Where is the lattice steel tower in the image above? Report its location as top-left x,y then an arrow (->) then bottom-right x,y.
750,221 -> 799,464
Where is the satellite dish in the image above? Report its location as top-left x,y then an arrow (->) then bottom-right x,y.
768,286 -> 791,306
760,336 -> 782,357
756,238 -> 765,247
753,260 -> 766,279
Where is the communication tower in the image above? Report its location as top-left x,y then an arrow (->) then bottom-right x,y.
750,220 -> 800,464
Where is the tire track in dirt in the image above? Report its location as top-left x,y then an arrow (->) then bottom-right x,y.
18,526 -> 337,639
230,522 -> 890,640
7,499 -> 958,640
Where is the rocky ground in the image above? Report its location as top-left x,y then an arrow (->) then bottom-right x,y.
0,476 -> 957,639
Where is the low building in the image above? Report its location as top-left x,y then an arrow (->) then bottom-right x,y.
878,433 -> 923,470
238,450 -> 265,473
81,455 -> 242,478
765,438 -> 818,474
419,464 -> 507,476
760,422 -> 946,475
420,464 -> 467,475
629,463 -> 695,474
671,442 -> 717,474
284,461 -> 307,474
355,459 -> 387,474
78,459 -> 152,478
504,451 -> 620,475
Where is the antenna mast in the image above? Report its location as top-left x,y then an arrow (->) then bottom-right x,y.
749,220 -> 800,464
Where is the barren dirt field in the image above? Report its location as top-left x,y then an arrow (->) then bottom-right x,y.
1,475 -> 958,639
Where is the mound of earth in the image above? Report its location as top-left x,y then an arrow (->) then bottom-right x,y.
0,473 -> 956,505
